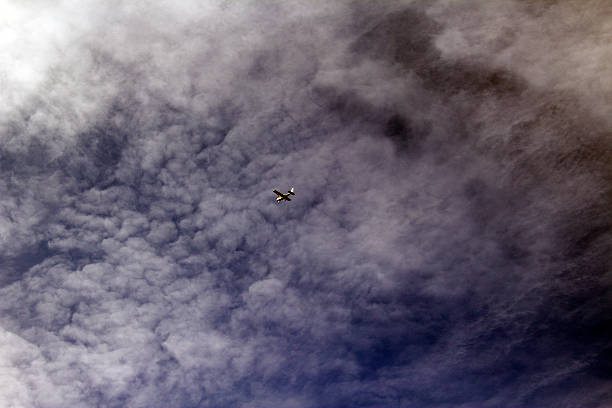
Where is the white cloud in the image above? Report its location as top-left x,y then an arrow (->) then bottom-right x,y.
0,0 -> 610,407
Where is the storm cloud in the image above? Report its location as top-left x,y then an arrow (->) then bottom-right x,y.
1,1 -> 611,407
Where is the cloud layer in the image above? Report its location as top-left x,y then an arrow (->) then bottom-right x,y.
1,1 -> 611,407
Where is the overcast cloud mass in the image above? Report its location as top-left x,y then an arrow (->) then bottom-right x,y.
1,0 -> 612,407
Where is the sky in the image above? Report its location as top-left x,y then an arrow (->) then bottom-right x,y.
1,0 -> 611,407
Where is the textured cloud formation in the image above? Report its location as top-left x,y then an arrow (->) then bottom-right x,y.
1,1 -> 612,407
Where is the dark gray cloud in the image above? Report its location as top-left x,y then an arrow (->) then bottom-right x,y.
1,0 -> 611,407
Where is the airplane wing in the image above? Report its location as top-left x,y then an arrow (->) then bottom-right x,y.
285,196 -> 291,201
273,189 -> 283,196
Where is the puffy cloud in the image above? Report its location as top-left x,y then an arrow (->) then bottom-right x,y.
0,1 -> 611,407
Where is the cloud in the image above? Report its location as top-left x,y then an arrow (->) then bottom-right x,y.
0,0 -> 611,407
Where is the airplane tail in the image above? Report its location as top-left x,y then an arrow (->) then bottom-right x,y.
289,187 -> 295,195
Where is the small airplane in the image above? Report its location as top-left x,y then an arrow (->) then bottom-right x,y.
273,187 -> 295,202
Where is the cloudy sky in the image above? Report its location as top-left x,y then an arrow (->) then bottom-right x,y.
1,0 -> 612,407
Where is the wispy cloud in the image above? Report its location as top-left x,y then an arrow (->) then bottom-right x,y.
1,1 -> 611,407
